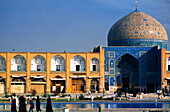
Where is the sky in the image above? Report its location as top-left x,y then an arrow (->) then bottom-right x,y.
0,0 -> 170,52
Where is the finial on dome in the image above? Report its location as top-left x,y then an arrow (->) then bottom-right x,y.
135,0 -> 138,10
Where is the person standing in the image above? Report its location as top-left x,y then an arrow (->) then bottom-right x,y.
23,95 -> 27,112
162,88 -> 165,97
29,98 -> 34,112
19,96 -> 27,112
11,96 -> 17,112
36,96 -> 41,112
15,95 -> 19,110
46,96 -> 53,112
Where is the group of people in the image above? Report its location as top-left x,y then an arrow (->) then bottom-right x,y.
11,95 -> 53,112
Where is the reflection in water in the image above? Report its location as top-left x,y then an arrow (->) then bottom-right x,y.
0,102 -> 169,110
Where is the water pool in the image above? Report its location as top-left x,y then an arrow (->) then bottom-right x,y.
0,102 -> 169,110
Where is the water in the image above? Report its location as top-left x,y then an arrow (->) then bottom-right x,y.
0,102 -> 169,110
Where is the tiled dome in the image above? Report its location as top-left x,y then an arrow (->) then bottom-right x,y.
108,10 -> 168,48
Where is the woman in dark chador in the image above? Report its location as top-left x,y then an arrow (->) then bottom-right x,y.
36,96 -> 41,112
46,96 -> 53,112
19,96 -> 27,112
11,96 -> 17,112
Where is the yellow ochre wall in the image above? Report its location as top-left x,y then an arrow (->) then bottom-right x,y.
161,49 -> 170,88
0,50 -> 104,94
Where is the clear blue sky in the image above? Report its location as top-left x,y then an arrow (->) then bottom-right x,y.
0,0 -> 170,52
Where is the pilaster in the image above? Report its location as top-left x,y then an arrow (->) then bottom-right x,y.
161,48 -> 166,88
6,52 -> 10,93
66,53 -> 70,93
46,53 -> 50,93
26,52 -> 31,93
99,49 -> 105,93
86,53 -> 90,93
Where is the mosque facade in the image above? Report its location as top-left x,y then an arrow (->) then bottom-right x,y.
0,6 -> 170,94
93,8 -> 170,93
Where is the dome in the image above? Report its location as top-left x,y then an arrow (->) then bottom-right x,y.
108,10 -> 168,48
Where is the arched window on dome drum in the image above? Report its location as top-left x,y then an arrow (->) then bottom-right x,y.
31,55 -> 46,72
51,55 -> 65,72
90,58 -> 99,72
11,55 -> 26,72
70,55 -> 85,72
166,57 -> 170,71
0,56 -> 6,72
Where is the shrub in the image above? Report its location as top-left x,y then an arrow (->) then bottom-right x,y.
31,89 -> 37,96
79,94 -> 84,100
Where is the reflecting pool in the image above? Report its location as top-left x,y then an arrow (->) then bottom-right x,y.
0,102 -> 169,110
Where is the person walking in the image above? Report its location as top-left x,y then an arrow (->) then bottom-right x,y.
36,96 -> 41,112
29,98 -> 34,112
46,96 -> 53,112
11,96 -> 17,112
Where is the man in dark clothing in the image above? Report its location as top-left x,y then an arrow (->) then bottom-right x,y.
46,96 -> 53,112
36,96 -> 41,112
162,88 -> 165,97
11,96 -> 17,112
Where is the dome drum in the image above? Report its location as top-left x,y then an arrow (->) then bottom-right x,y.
108,39 -> 167,49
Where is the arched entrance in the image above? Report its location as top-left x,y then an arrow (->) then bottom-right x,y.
90,79 -> 99,93
71,78 -> 85,93
11,77 -> 26,93
0,76 -> 5,94
50,76 -> 65,94
116,53 -> 138,89
30,76 -> 46,93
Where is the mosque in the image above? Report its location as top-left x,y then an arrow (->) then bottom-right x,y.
0,3 -> 170,94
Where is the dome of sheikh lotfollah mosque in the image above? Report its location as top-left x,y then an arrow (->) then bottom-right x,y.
108,8 -> 168,49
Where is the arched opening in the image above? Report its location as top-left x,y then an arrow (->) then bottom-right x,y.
50,76 -> 65,94
90,79 -> 99,93
0,76 -> 5,93
90,58 -> 99,71
31,55 -> 46,72
0,55 -> 6,72
51,55 -> 65,72
11,55 -> 26,72
70,55 -> 86,72
71,78 -> 85,93
11,77 -> 26,93
116,53 -> 138,89
166,57 -> 170,71
30,76 -> 46,93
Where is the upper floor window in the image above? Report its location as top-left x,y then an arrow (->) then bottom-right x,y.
11,55 -> 26,72
90,58 -> 99,71
31,55 -> 46,72
51,55 -> 65,72
0,55 -> 6,72
70,55 -> 85,72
